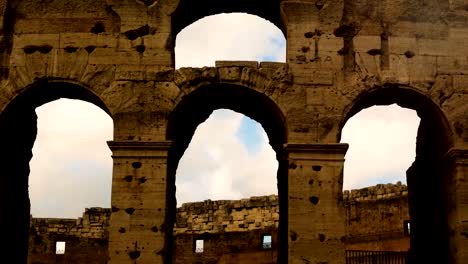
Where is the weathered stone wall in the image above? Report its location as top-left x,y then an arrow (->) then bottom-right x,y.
174,195 -> 279,234
27,184 -> 410,263
344,183 -> 410,251
172,196 -> 279,264
0,1 -> 466,262
28,207 -> 110,264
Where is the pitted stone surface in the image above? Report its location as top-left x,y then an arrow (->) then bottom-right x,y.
0,0 -> 466,263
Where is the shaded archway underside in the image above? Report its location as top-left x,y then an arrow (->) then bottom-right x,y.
166,83 -> 289,263
167,83 -> 287,158
3,80 -> 112,116
339,85 -> 454,156
338,85 -> 456,264
0,80 -> 113,264
171,0 -> 285,39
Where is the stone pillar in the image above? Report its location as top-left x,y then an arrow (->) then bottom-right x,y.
406,156 -> 449,263
286,143 -> 348,264
0,106 -> 36,264
107,141 -> 172,264
446,148 -> 468,264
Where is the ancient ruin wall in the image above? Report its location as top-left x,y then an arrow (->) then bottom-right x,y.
27,183 -> 409,263
173,195 -> 280,264
174,195 -> 279,234
344,183 -> 410,251
28,207 -> 111,264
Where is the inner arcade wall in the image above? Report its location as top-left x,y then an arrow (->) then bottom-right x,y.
0,0 -> 466,263
27,183 -> 409,263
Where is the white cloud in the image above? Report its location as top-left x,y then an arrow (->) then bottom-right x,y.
176,110 -> 278,205
175,13 -> 286,68
341,105 -> 420,190
29,99 -> 113,218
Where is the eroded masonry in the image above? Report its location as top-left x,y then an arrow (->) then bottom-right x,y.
0,0 -> 467,263
28,183 -> 410,263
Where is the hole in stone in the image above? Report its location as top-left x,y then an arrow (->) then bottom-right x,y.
132,162 -> 142,169
312,165 -> 322,172
85,45 -> 96,53
23,45 -> 37,54
309,196 -> 319,205
290,231 -> 298,241
124,175 -> 133,182
139,177 -> 147,183
135,45 -> 146,53
318,233 -> 326,242
38,45 -> 53,54
91,22 -> 106,34
129,250 -> 141,259
404,50 -> 415,58
64,46 -> 79,53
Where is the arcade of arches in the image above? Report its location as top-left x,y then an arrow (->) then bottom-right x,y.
0,0 -> 467,264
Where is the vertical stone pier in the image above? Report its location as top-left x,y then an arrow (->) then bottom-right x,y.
107,141 -> 172,264
446,149 -> 468,264
286,143 -> 348,264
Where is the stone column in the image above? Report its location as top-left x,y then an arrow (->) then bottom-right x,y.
107,141 -> 172,264
286,143 -> 348,264
0,106 -> 37,264
446,148 -> 468,264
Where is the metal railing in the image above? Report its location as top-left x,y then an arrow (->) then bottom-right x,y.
346,250 -> 408,264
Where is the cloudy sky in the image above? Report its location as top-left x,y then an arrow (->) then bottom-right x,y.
28,14 -> 420,218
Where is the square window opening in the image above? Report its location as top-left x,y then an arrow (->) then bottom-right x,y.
404,220 -> 411,236
56,241 -> 66,255
195,239 -> 204,253
262,235 -> 272,249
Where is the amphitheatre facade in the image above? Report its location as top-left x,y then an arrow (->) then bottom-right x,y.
0,0 -> 466,263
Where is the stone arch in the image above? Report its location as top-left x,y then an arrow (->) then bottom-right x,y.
338,84 -> 454,263
166,81 -> 288,263
171,0 -> 286,46
0,80 -> 113,263
173,64 -> 290,101
338,85 -> 453,148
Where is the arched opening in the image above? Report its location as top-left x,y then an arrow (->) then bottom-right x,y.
342,105 -> 420,189
167,84 -> 287,263
29,99 -> 113,218
172,0 -> 285,46
341,104 -> 418,256
339,85 -> 453,263
175,109 -> 278,204
174,12 -> 286,68
0,81 -> 113,263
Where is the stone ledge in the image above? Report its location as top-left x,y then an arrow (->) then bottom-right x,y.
215,60 -> 259,68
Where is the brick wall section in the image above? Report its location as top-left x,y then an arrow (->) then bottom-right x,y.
27,183 -> 409,262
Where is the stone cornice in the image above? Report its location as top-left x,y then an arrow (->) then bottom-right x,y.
284,143 -> 349,160
107,140 -> 173,158
444,148 -> 468,164
285,143 -> 349,153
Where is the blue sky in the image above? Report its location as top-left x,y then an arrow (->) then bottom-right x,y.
236,116 -> 264,155
29,13 -> 419,218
